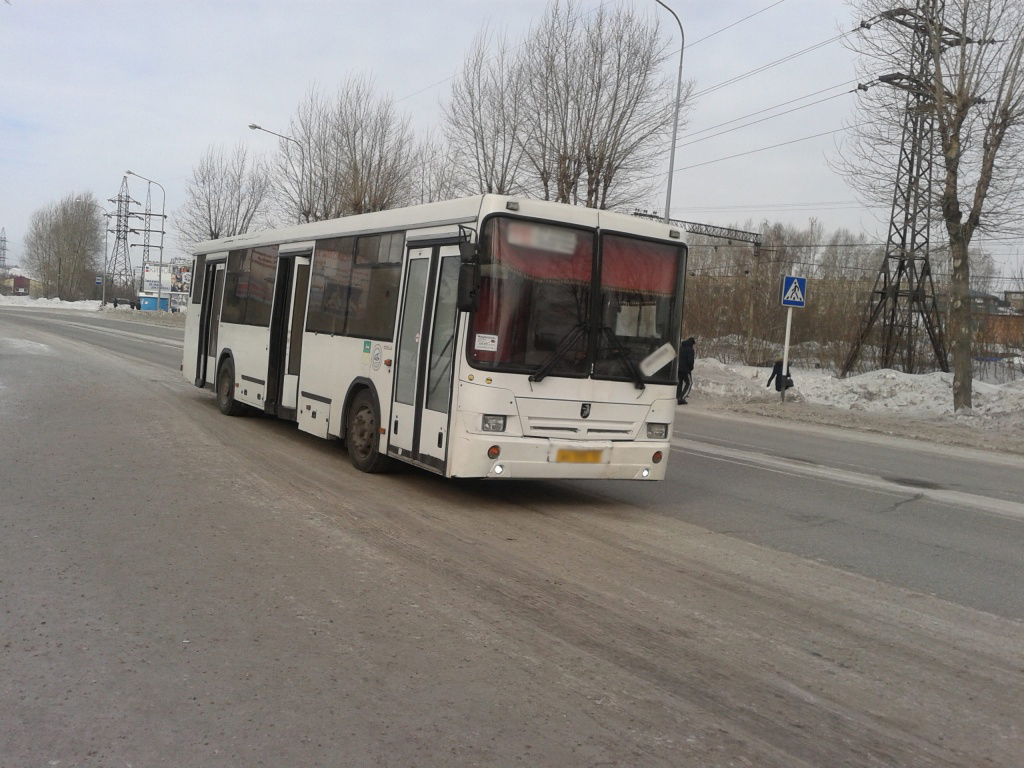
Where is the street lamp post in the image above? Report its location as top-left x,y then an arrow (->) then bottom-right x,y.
655,0 -> 685,225
249,123 -> 309,222
125,170 -> 166,311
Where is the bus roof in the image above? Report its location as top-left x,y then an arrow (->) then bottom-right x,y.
191,195 -> 685,256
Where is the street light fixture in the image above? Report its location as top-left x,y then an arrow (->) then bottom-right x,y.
655,0 -> 685,225
125,170 -> 166,311
248,122 -> 299,144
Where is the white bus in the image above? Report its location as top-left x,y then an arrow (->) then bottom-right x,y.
182,195 -> 687,479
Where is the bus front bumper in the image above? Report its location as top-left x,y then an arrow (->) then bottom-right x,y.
450,436 -> 671,480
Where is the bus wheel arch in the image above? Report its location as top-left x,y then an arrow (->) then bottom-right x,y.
343,382 -> 391,473
216,353 -> 246,417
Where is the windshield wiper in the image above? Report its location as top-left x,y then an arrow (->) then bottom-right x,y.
600,326 -> 646,391
529,322 -> 588,383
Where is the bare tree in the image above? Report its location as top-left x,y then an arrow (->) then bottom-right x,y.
443,27 -> 528,196
411,130 -> 460,204
515,0 -> 688,209
442,1 -> 687,210
839,0 -> 1024,409
175,142 -> 273,250
22,193 -> 104,300
278,77 -> 416,222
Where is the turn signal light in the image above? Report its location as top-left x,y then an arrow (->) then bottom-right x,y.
487,445 -> 501,460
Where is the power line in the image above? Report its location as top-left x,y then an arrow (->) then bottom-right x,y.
676,126 -> 852,171
682,200 -> 863,211
684,0 -> 789,50
692,31 -> 852,99
682,81 -> 858,139
679,88 -> 857,148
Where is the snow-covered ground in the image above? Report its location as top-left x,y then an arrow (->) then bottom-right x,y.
0,294 -> 102,312
3,294 -> 1022,452
695,357 -> 1024,420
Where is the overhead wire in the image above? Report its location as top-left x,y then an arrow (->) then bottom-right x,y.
684,0 -> 789,50
681,81 -> 858,139
691,31 -> 853,99
678,87 -> 858,148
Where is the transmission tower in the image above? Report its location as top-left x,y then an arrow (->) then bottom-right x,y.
842,0 -> 956,377
0,227 -> 8,272
106,176 -> 137,293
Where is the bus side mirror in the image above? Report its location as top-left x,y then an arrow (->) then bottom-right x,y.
459,241 -> 478,262
457,261 -> 480,312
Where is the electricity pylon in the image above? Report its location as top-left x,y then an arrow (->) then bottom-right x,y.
842,0 -> 956,376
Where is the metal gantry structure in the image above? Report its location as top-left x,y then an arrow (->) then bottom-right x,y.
106,176 -> 137,293
632,210 -> 763,253
841,0 -> 964,377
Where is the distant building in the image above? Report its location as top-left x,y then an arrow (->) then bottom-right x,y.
1,269 -> 40,298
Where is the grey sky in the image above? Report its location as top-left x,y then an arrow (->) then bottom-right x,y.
5,0 -> 1011,276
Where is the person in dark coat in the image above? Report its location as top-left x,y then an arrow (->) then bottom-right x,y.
766,359 -> 793,392
677,337 -> 696,404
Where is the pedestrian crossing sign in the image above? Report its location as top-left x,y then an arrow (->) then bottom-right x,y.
780,275 -> 807,308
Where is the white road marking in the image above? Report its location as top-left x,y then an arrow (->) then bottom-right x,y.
673,437 -> 1024,521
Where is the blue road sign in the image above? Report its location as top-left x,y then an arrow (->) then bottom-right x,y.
780,275 -> 807,308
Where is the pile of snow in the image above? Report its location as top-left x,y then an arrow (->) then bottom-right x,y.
0,294 -> 100,312
693,357 -> 1024,420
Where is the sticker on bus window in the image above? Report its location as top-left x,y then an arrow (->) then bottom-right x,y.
475,334 -> 498,352
507,221 -> 578,254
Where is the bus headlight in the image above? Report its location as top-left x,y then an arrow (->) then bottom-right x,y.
646,423 -> 668,440
482,414 -> 506,432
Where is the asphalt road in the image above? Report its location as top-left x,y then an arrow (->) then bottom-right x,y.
10,306 -> 1022,618
2,306 -> 1022,767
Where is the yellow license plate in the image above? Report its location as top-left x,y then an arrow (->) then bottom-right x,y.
556,449 -> 604,464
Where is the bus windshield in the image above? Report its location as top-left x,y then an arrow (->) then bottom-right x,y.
468,216 -> 683,384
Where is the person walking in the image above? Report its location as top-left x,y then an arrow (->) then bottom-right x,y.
677,337 -> 696,405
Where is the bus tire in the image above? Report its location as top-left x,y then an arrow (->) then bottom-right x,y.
346,390 -> 391,473
217,359 -> 246,417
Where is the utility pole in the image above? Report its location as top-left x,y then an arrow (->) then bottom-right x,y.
842,0 -> 980,377
106,176 -> 137,295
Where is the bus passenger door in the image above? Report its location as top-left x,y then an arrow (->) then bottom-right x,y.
195,260 -> 225,387
266,254 -> 310,419
389,245 -> 461,473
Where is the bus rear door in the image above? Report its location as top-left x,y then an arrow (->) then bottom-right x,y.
195,258 -> 225,388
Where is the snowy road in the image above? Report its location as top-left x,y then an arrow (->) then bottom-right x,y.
1,307 -> 1022,766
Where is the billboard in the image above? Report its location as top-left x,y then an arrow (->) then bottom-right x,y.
143,261 -> 191,295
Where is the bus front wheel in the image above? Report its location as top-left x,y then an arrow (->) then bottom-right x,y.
346,390 -> 391,473
217,359 -> 246,417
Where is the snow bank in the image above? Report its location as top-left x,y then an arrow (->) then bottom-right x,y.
0,295 -> 100,312
694,357 -> 1023,420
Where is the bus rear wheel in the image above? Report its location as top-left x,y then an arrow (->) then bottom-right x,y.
217,359 -> 246,417
346,390 -> 391,473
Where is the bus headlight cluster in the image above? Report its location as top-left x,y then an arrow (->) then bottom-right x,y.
646,423 -> 668,440
482,414 -> 506,432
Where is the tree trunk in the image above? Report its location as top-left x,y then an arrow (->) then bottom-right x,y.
947,232 -> 973,411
